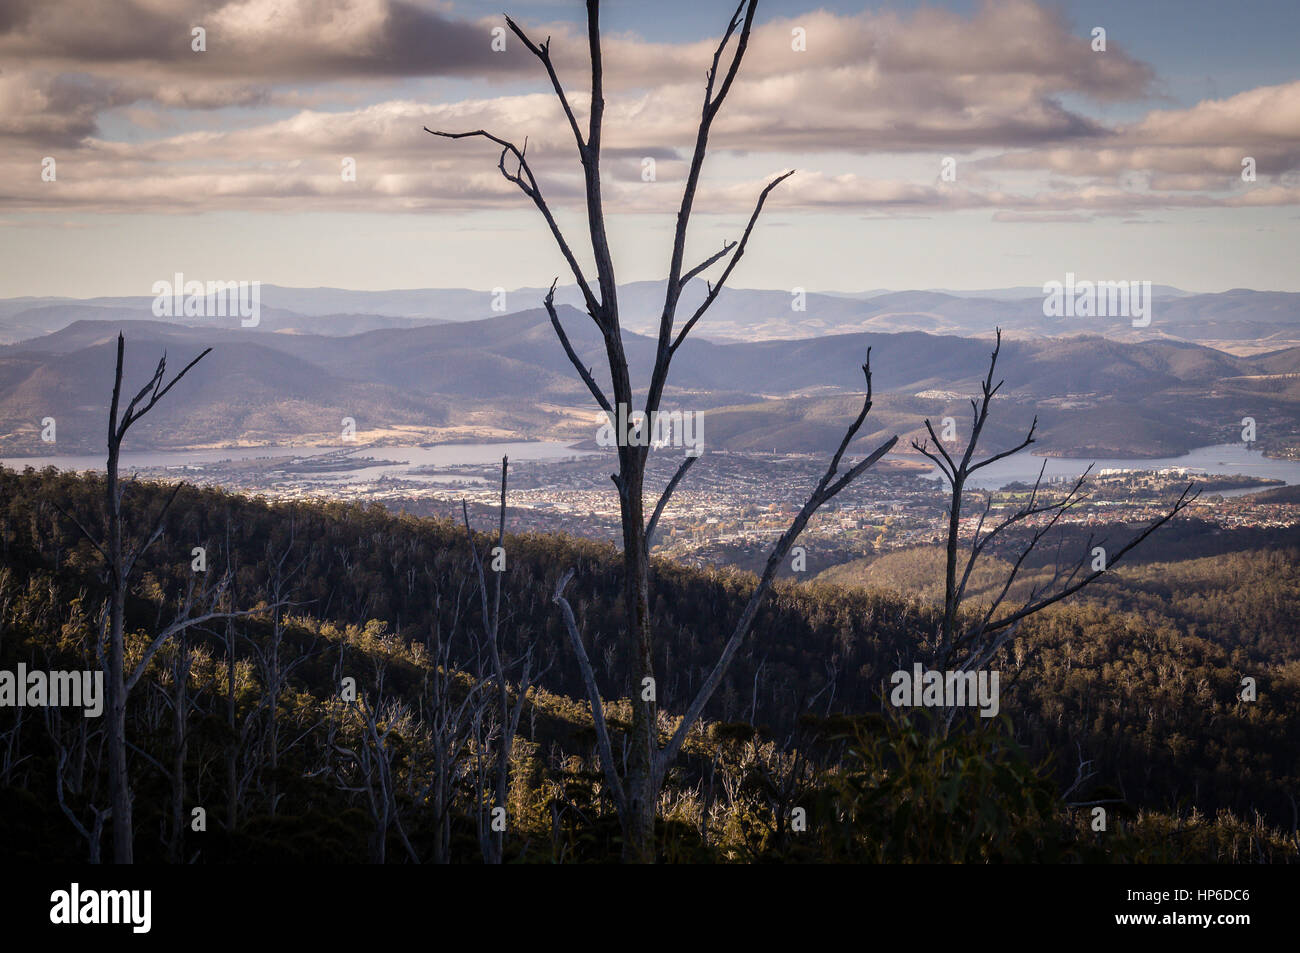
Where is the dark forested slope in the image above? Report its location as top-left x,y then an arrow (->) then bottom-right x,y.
0,467 -> 1296,861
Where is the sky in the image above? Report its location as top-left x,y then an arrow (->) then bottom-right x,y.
2,0 -> 1299,298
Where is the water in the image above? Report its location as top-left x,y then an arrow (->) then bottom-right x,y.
7,441 -> 1297,497
0,441 -> 593,485
928,444 -> 1300,496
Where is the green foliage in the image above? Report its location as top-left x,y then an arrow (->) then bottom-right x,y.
813,712 -> 1076,863
0,466 -> 1297,862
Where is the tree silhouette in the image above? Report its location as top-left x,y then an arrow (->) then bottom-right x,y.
913,329 -> 1198,730
431,0 -> 896,860
53,334 -> 246,863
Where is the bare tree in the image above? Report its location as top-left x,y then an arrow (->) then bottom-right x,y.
251,518 -> 310,815
912,328 -> 1199,729
166,628 -> 192,863
51,333 -> 258,863
421,600 -> 491,864
431,0 -> 896,859
43,652 -> 110,863
324,670 -> 415,864
460,456 -> 541,863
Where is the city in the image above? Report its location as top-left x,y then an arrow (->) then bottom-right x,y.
44,441 -> 1296,579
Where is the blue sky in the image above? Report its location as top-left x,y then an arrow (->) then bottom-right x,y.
2,0 -> 1298,297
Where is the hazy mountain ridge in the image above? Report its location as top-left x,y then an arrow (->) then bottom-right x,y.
1,309 -> 1296,456
3,282 -> 1299,349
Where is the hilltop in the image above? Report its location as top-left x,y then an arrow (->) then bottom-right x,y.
2,311 -> 1297,457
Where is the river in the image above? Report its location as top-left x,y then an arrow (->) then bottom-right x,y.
933,443 -> 1300,495
0,440 -> 593,485
5,441 -> 1299,496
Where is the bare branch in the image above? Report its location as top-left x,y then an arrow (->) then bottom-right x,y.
646,0 -> 764,415
968,416 -> 1038,474
503,17 -> 587,156
973,484 -> 1198,642
668,170 -> 795,357
679,241 -> 736,289
552,569 -> 627,813
954,472 -> 1092,656
955,329 -> 1006,475
122,480 -> 185,581
920,418 -> 957,480
820,356 -> 883,489
911,437 -> 954,484
646,454 -> 699,551
544,278 -> 612,414
49,500 -> 108,564
127,605 -> 265,694
657,355 -> 896,782
118,347 -> 212,441
425,128 -> 603,321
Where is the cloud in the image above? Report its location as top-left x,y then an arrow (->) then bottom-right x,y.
1,0 -> 1149,149
0,0 -> 534,78
981,81 -> 1300,181
2,0 -> 1297,218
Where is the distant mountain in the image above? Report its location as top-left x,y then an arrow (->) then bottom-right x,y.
0,328 -> 449,451
7,309 -> 1251,398
3,282 -> 1297,349
0,310 -> 1294,457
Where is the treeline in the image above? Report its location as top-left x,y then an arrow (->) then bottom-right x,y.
0,466 -> 1296,861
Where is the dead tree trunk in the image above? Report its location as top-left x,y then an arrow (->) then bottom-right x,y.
263,517 -> 305,816
432,0 -> 895,861
168,631 -> 190,863
460,457 -> 540,862
912,328 -> 1199,731
51,333 -> 271,863
225,614 -> 238,832
103,334 -> 209,863
105,425 -> 130,863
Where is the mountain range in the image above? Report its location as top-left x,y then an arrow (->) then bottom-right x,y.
3,282 -> 1299,352
1,303 -> 1297,457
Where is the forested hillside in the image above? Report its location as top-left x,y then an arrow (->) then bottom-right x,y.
0,467 -> 1295,862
